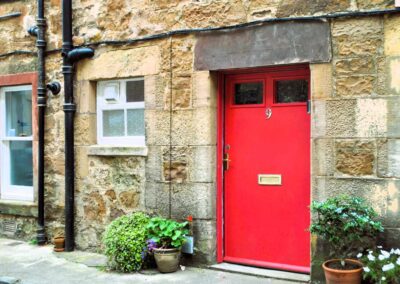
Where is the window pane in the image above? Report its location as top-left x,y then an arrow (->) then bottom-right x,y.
127,109 -> 145,136
275,80 -> 308,103
10,141 -> 33,186
6,90 -> 32,137
234,82 -> 263,105
103,110 -> 124,137
126,80 -> 144,102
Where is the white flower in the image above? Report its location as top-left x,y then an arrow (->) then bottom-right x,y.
357,253 -> 363,258
363,267 -> 371,273
379,255 -> 385,261
382,277 -> 386,281
378,246 -> 383,249
381,250 -> 390,258
382,263 -> 395,272
396,258 -> 400,266
395,248 -> 400,255
368,254 -> 376,261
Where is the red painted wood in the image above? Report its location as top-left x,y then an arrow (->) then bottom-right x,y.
223,67 -> 310,270
216,72 -> 225,263
223,256 -> 310,273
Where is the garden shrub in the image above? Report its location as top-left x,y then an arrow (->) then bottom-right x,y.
103,212 -> 150,272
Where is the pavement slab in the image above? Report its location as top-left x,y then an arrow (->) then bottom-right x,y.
0,238 -> 304,284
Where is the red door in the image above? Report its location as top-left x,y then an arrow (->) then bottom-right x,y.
223,67 -> 310,273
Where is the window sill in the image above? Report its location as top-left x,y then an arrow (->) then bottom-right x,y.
0,200 -> 37,217
87,145 -> 148,157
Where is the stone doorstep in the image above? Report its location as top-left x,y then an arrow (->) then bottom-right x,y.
209,263 -> 310,283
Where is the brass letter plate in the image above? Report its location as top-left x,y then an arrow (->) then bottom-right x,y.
258,174 -> 282,185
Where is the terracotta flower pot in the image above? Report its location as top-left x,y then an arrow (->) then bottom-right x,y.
153,247 -> 181,273
53,237 -> 65,252
322,259 -> 363,284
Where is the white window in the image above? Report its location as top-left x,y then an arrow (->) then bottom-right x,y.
97,78 -> 145,146
0,85 -> 34,201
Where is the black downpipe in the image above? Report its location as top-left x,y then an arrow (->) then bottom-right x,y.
36,0 -> 46,246
62,0 -> 94,251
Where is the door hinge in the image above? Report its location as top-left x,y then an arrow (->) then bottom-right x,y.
307,100 -> 311,114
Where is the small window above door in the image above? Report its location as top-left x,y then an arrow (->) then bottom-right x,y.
233,82 -> 263,105
275,79 -> 308,104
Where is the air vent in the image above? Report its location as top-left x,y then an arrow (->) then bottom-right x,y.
2,220 -> 17,236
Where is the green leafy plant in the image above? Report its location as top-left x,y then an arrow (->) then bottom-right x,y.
310,195 -> 384,268
147,217 -> 188,248
103,212 -> 150,272
358,247 -> 400,284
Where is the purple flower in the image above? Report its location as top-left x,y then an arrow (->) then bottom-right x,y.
146,239 -> 158,252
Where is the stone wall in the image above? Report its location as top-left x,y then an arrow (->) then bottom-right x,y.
0,0 -> 399,282
310,15 -> 400,282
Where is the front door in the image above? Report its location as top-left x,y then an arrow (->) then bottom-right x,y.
223,67 -> 310,273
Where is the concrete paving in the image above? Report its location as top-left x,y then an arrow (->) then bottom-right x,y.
0,238 -> 304,284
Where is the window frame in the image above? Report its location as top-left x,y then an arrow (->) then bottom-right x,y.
0,73 -> 37,202
97,78 -> 145,146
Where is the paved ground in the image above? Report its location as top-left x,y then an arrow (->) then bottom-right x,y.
0,238 -> 302,284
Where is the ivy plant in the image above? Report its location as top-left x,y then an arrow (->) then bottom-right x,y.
103,212 -> 150,272
146,217 -> 188,248
310,195 -> 384,267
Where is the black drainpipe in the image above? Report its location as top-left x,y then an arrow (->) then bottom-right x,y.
62,0 -> 94,251
28,0 -> 61,245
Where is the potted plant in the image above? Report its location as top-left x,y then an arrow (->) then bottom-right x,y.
357,246 -> 400,284
146,217 -> 188,273
310,195 -> 384,284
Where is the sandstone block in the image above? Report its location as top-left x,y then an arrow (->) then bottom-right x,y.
387,97 -> 400,137
77,46 -> 160,81
326,99 -> 356,137
310,63 -> 332,100
312,177 -> 388,216
75,146 -> 89,179
384,15 -> 400,56
311,100 -> 326,138
388,57 -> 400,95
171,183 -> 216,220
355,98 -> 387,137
163,161 -> 188,183
334,57 -> 374,76
192,71 -> 218,108
144,75 -> 166,110
332,17 -> 383,37
276,0 -> 350,17
145,110 -> 170,146
385,180 -> 400,227
335,75 -> 375,97
74,114 -> 96,146
76,81 -> 96,114
144,182 -> 170,217
83,191 -> 106,224
333,36 -> 382,57
145,146 -> 163,182
357,0 -> 394,10
118,191 -> 140,210
378,139 -> 400,178
335,140 -> 376,176
312,139 -> 335,177
188,146 -> 217,183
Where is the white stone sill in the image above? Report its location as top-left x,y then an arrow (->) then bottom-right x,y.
87,145 -> 148,157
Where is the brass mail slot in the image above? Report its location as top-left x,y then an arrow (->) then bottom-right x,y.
258,174 -> 282,185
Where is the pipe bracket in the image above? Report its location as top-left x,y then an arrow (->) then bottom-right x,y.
63,103 -> 76,113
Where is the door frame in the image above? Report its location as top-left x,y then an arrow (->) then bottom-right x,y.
216,64 -> 311,272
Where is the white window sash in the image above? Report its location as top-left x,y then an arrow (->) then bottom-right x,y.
97,79 -> 145,146
0,85 -> 34,201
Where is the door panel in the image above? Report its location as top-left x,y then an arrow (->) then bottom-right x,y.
223,68 -> 310,272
